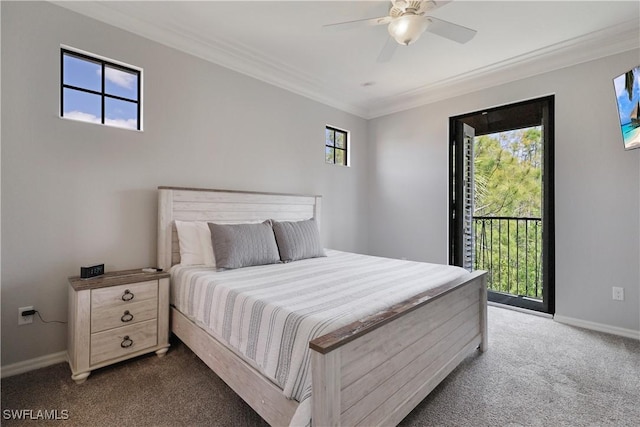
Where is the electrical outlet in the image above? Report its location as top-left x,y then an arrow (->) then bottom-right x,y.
18,306 -> 34,325
612,287 -> 624,301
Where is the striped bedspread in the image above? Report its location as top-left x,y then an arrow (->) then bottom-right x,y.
170,250 -> 468,402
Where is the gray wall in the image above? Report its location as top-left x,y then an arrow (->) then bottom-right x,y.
2,1 -> 639,367
368,51 -> 640,333
1,2 -> 369,365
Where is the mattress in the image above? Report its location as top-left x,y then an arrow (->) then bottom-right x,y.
170,249 -> 468,403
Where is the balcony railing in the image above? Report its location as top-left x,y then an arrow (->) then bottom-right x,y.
473,216 -> 543,299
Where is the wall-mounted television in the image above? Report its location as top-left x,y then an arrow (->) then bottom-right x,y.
613,65 -> 640,150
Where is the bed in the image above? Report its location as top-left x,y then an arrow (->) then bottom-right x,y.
157,186 -> 487,426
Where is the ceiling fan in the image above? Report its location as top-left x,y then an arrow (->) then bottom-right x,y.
323,0 -> 477,62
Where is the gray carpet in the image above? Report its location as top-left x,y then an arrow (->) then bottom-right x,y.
2,306 -> 639,426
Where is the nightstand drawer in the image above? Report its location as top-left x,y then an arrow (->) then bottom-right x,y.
91,299 -> 158,333
90,319 -> 157,365
91,280 -> 157,309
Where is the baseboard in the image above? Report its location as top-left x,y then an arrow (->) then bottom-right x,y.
488,301 -> 553,318
553,315 -> 640,340
1,351 -> 68,378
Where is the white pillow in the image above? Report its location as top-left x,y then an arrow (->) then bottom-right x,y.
175,220 -> 216,266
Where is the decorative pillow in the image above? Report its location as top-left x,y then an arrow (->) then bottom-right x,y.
207,221 -> 280,269
175,220 -> 216,266
272,218 -> 326,262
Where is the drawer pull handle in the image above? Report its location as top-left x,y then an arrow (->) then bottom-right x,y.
121,310 -> 134,323
121,290 -> 134,301
121,336 -> 133,348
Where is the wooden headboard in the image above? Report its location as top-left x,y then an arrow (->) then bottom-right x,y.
157,186 -> 322,270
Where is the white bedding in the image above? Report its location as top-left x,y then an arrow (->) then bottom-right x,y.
170,249 -> 468,403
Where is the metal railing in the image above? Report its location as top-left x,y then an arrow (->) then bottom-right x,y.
473,216 -> 543,299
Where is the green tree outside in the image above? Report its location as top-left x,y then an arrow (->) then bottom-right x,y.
473,127 -> 543,298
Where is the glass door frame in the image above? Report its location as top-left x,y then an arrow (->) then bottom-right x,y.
449,96 -> 555,315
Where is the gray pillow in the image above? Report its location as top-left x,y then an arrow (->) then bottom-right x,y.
208,221 -> 280,269
272,219 -> 326,262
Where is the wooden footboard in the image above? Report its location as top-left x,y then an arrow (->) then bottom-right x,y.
310,270 -> 487,426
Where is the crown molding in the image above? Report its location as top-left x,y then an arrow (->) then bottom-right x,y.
52,2 -> 639,121
152,20 -> 370,118
365,19 -> 640,118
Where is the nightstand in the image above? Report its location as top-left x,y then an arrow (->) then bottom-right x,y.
67,269 -> 170,384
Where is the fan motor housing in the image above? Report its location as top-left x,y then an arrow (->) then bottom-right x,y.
391,0 -> 435,16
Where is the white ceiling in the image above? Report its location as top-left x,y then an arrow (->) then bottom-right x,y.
53,1 -> 640,119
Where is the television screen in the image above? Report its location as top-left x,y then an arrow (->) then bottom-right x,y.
613,65 -> 640,150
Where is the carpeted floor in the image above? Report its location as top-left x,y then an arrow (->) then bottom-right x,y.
2,306 -> 639,426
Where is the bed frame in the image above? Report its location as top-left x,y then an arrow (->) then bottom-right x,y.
157,186 -> 487,426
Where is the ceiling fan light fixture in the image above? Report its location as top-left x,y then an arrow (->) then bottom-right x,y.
388,14 -> 428,45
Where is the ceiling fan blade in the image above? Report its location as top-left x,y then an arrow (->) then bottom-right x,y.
425,16 -> 477,44
323,16 -> 392,32
377,36 -> 398,63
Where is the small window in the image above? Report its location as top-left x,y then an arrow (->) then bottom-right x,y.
325,126 -> 349,166
61,48 -> 141,130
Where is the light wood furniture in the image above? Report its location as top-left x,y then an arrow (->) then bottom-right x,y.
158,186 -> 487,426
67,269 -> 170,384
